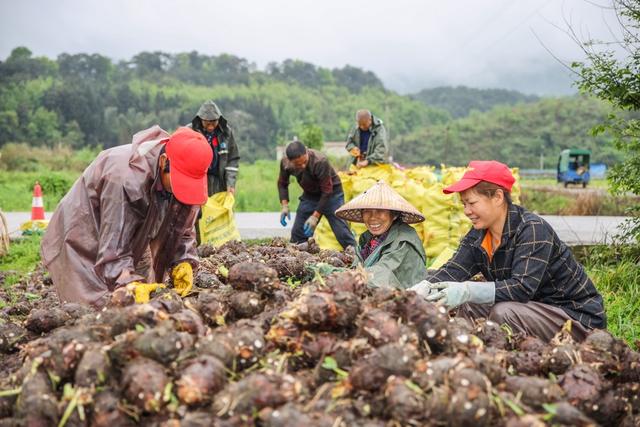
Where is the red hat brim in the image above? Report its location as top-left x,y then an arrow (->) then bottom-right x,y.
443,178 -> 481,194
170,165 -> 208,205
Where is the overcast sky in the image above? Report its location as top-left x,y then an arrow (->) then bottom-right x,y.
0,0 -> 624,95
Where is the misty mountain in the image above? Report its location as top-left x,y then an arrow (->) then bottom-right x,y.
411,86 -> 539,118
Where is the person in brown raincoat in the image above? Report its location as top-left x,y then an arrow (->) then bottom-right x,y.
40,126 -> 213,308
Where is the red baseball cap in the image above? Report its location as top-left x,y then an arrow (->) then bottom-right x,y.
165,127 -> 212,205
443,160 -> 515,194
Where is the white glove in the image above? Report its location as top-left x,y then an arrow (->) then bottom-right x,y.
409,280 -> 434,299
425,281 -> 495,309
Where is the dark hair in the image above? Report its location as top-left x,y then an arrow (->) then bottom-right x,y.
159,145 -> 170,172
285,140 -> 307,160
472,181 -> 512,204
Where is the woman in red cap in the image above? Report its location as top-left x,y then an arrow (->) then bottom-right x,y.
411,160 -> 606,341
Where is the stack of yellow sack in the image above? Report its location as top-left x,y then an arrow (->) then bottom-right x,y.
314,164 -> 521,267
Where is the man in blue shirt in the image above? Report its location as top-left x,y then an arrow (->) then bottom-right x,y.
345,109 -> 389,168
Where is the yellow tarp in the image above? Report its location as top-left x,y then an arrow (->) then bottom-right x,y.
199,192 -> 241,246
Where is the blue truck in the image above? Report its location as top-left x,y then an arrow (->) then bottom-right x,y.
557,148 -> 591,188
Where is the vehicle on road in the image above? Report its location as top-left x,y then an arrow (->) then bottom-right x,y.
557,148 -> 591,188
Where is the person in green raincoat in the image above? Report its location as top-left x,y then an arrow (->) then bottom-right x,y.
335,180 -> 427,288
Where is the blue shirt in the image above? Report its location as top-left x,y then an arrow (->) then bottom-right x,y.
359,130 -> 371,153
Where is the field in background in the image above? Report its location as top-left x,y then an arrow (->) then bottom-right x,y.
2,161 -> 637,216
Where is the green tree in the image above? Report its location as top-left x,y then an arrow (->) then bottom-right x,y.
298,123 -> 324,150
572,0 -> 640,240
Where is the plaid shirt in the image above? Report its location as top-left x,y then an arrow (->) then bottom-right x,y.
360,230 -> 389,261
426,204 -> 606,329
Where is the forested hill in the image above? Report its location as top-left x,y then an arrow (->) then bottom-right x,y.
411,86 -> 539,118
0,47 -> 620,166
0,47 -> 448,162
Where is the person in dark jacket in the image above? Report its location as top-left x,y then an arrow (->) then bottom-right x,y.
41,126 -> 212,308
190,100 -> 240,195
278,140 -> 356,249
345,109 -> 389,168
336,180 -> 427,288
410,160 -> 606,342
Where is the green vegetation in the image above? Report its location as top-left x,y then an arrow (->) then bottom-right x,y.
411,85 -> 539,118
395,96 -> 624,168
572,0 -> 640,241
580,244 -> 640,348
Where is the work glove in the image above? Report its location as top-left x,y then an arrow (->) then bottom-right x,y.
171,262 -> 193,297
280,204 -> 291,226
408,280 -> 434,299
424,281 -> 495,309
127,282 -> 166,304
349,147 -> 361,157
303,215 -> 319,237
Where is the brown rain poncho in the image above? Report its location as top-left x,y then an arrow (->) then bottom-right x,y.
41,126 -> 199,308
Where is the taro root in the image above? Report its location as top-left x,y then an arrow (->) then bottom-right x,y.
25,307 -> 71,333
621,350 -> 640,383
357,309 -> 401,347
22,335 -> 87,381
170,309 -> 205,336
60,302 -> 93,319
122,357 -> 169,413
542,343 -> 578,375
15,370 -> 59,426
383,376 -> 426,422
545,401 -> 595,426
229,291 -> 265,319
227,261 -> 279,293
267,256 -> 306,279
472,350 -> 507,385
299,331 -> 339,365
474,319 -> 509,350
449,367 -> 491,390
92,389 -> 135,427
507,351 -> 544,376
412,356 -> 468,389
292,291 -> 360,331
197,290 -> 228,326
213,373 -> 301,417
349,343 -> 419,391
394,293 -> 450,353
133,321 -> 193,364
149,290 -> 185,314
558,364 -> 603,405
447,385 -> 491,427
517,335 -> 547,353
583,388 -> 629,425
207,321 -> 266,369
195,270 -> 224,288
424,385 -> 452,423
108,304 -> 168,336
504,415 -> 545,427
580,329 -> 627,376
74,345 -> 110,387
324,270 -> 368,296
176,355 -> 227,406
110,286 -> 135,307
266,319 -> 303,353
0,321 -> 27,353
503,376 -> 564,409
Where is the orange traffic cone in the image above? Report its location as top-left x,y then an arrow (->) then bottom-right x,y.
31,181 -> 45,220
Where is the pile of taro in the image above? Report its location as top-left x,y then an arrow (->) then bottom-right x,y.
1,238 -> 639,426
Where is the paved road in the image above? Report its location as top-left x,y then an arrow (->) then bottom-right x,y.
3,211 -> 631,245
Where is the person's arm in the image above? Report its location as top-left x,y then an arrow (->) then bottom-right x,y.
424,235 -> 481,283
169,204 -> 200,269
225,128 -> 240,192
345,126 -> 358,152
367,125 -> 389,165
94,179 -> 147,288
365,242 -> 423,289
277,160 -> 291,204
493,220 -> 554,303
313,161 -> 334,214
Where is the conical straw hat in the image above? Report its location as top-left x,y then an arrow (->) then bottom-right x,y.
335,180 -> 425,224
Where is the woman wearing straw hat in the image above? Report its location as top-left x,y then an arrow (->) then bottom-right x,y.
336,180 -> 427,289
410,160 -> 606,342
